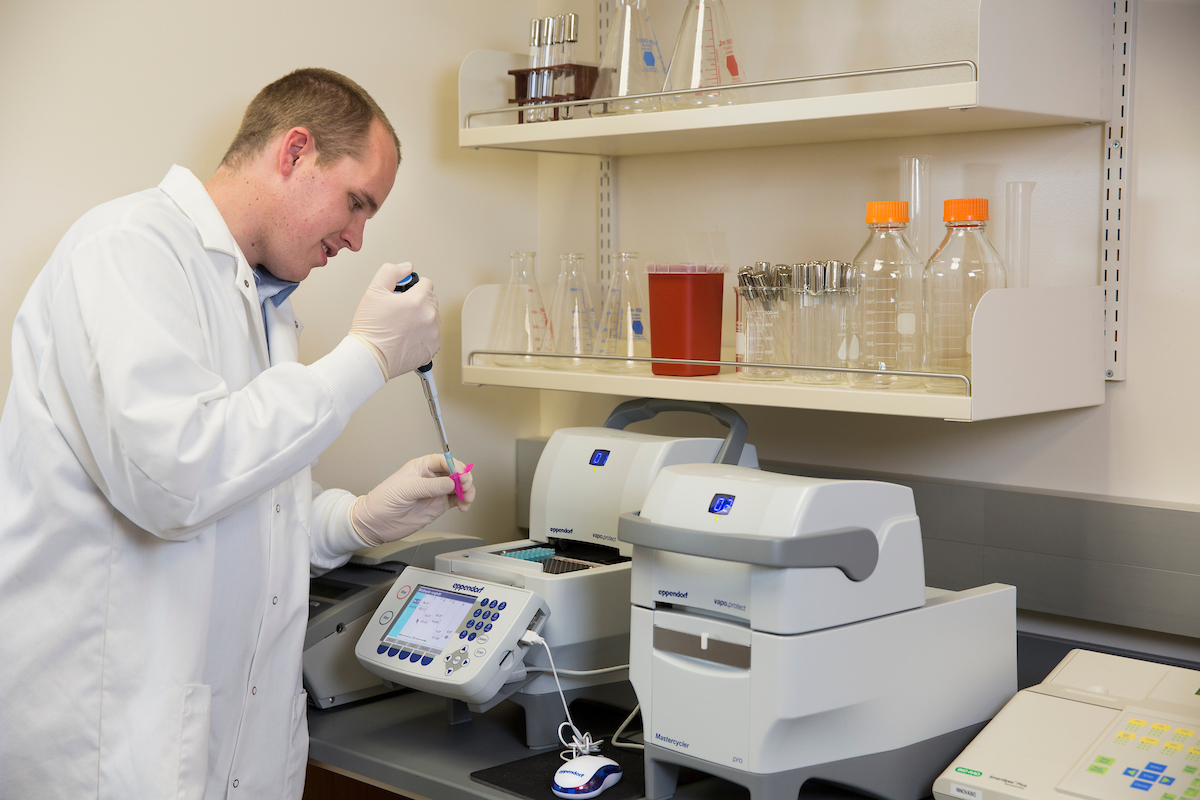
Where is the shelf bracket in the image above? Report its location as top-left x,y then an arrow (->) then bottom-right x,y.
1103,0 -> 1137,382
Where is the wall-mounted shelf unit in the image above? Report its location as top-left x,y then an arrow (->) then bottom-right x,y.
458,1 -> 1112,157
461,284 -> 1105,423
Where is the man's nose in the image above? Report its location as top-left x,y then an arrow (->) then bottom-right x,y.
341,219 -> 365,252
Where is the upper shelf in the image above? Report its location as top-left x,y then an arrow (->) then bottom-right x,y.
458,1 -> 1113,157
459,284 -> 1106,423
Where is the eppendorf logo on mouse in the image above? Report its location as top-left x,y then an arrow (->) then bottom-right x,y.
453,583 -> 484,593
560,769 -> 587,778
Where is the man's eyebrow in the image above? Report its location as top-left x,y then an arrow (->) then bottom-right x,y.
359,191 -> 379,215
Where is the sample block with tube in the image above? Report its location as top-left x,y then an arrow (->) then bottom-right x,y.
620,464 -> 1017,800
934,649 -> 1200,800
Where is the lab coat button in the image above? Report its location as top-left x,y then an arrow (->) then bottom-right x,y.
243,280 -> 249,288
233,779 -> 239,788
275,504 -> 280,513
273,596 -> 278,605
251,686 -> 256,695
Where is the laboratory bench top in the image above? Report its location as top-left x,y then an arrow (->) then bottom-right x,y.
307,690 -> 872,800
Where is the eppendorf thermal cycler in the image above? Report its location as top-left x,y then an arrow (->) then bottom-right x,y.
620,463 -> 1018,800
357,399 -> 757,747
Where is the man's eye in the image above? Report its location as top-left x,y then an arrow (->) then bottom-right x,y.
351,196 -> 362,211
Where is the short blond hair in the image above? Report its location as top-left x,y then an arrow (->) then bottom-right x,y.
221,68 -> 400,170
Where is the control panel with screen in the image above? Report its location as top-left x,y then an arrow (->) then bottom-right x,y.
709,494 -> 736,515
589,449 -> 611,467
355,566 -> 550,705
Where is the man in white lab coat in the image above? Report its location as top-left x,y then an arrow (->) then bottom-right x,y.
0,68 -> 474,800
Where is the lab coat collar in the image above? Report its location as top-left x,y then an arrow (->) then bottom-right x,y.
158,165 -> 242,260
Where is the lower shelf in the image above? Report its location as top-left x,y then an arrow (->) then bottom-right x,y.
460,284 -> 1105,422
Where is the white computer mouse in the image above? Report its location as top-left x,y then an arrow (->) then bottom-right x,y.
551,754 -> 623,799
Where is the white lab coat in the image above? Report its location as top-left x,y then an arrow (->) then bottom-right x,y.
0,166 -> 384,800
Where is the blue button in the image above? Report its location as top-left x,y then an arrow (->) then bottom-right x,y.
387,647 -> 399,657
480,598 -> 488,607
459,630 -> 468,639
1141,773 -> 1159,781
409,652 -> 421,663
377,644 -> 388,655
1132,781 -> 1153,791
421,656 -> 433,666
498,602 -> 507,610
473,609 -> 482,617
1147,764 -> 1168,773
489,600 -> 498,608
484,623 -> 493,632
1126,769 -> 1141,777
468,632 -> 477,641
491,613 -> 500,623
465,620 -> 474,629
1161,777 -> 1175,786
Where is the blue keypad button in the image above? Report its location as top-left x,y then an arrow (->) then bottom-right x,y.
473,609 -> 482,617
377,644 -> 388,655
1149,765 -> 1169,773
1162,778 -> 1176,786
387,647 -> 399,657
459,630 -> 468,639
409,652 -> 421,663
1142,773 -> 1161,781
489,600 -> 498,609
498,602 -> 507,610
468,632 -> 477,641
1133,781 -> 1154,791
397,650 -> 411,660
480,598 -> 488,607
421,656 -> 433,666
482,611 -> 491,620
466,620 -> 475,629
491,613 -> 500,623
484,623 -> 493,632
1127,769 -> 1142,777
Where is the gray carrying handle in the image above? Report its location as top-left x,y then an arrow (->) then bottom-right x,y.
617,512 -> 879,582
602,399 -> 747,466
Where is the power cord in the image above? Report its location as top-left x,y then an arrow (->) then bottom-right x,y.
520,629 -> 604,760
610,704 -> 643,751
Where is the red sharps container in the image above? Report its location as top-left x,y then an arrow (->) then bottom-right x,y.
646,264 -> 727,376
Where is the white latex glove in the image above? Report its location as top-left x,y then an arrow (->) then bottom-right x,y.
351,454 -> 476,546
348,262 -> 440,380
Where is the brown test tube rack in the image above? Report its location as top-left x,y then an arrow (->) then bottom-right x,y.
508,64 -> 599,123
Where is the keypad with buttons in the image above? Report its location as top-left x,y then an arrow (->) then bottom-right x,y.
1060,711 -> 1200,800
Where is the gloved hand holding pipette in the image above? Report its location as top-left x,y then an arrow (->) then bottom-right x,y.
351,453 -> 476,546
348,262 -> 440,379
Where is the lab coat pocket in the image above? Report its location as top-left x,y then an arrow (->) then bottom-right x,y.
178,683 -> 212,800
284,689 -> 309,798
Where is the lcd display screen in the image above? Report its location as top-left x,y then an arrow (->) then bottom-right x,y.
589,449 -> 611,467
708,494 -> 736,515
380,585 -> 475,659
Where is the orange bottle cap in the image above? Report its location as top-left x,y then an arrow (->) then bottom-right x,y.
944,198 -> 989,221
866,201 -> 908,224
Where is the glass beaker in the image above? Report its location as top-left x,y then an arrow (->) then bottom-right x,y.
544,253 -> 597,370
923,199 -> 1007,394
663,0 -> 745,110
791,262 -> 847,385
734,263 -> 789,381
491,251 -> 553,367
590,0 -> 666,115
851,202 -> 924,390
593,252 -> 651,372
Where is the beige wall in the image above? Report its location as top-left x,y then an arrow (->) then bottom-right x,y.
0,0 -> 547,541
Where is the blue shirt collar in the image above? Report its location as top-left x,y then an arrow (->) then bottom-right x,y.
252,267 -> 300,308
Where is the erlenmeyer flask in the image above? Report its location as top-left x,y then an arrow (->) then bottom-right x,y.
491,251 -> 553,367
590,0 -> 666,115
593,252 -> 651,372
663,0 -> 745,109
544,253 -> 598,370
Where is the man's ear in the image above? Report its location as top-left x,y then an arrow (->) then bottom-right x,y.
278,127 -> 315,177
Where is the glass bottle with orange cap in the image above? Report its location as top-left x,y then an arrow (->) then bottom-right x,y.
923,198 -> 1007,394
851,200 -> 924,390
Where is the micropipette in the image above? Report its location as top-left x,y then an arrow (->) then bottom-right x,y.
394,273 -> 456,477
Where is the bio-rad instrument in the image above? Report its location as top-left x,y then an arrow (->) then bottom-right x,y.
354,566 -> 550,704
620,464 -> 1017,800
934,649 -> 1200,800
431,399 -> 758,748
304,531 -> 483,708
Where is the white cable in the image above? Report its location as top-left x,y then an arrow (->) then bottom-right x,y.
520,630 -> 603,760
524,664 -> 629,677
611,703 -> 644,751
